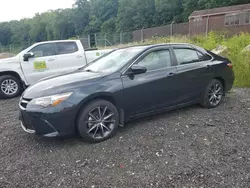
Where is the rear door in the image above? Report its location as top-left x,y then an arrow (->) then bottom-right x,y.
54,41 -> 86,74
172,46 -> 215,104
20,43 -> 58,85
121,47 -> 178,117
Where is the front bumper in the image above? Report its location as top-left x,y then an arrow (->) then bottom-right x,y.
20,121 -> 35,134
18,99 -> 78,137
19,110 -> 60,137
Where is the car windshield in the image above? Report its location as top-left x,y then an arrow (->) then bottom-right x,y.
82,47 -> 145,73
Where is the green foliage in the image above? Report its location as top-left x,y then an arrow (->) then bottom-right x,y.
101,18 -> 116,34
0,23 -> 12,45
116,0 -> 155,32
223,33 -> 250,87
191,31 -> 226,50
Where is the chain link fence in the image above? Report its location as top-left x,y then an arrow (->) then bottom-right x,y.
80,31 -> 134,48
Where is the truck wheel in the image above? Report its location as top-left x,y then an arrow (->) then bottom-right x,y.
0,75 -> 23,99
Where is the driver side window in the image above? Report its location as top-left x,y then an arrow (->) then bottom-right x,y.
29,43 -> 55,58
138,50 -> 171,71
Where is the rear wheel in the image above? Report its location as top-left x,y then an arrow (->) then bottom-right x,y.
201,79 -> 224,108
0,75 -> 23,99
77,100 -> 119,143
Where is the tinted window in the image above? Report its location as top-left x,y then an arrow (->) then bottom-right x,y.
29,43 -> 55,58
138,50 -> 171,71
174,48 -> 200,65
55,42 -> 78,55
197,51 -> 212,61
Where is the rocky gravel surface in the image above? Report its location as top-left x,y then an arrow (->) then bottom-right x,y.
0,88 -> 249,188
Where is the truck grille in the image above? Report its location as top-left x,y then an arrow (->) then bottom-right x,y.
19,98 -> 32,110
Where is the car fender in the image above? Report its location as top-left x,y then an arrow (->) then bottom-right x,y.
0,60 -> 28,85
77,92 -> 119,109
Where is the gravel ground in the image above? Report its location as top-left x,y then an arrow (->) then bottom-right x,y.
0,88 -> 250,188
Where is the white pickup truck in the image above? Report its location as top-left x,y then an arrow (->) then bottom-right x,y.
0,40 -> 113,99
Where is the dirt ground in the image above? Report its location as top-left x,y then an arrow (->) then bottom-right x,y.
0,88 -> 249,188
0,53 -> 15,59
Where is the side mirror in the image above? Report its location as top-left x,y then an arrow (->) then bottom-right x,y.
23,52 -> 34,61
128,64 -> 147,75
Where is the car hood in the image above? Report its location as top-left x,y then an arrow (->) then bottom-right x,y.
23,71 -> 107,99
0,56 -> 18,64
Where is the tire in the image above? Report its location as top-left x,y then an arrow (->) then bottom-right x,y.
201,79 -> 224,108
77,100 -> 119,143
0,75 -> 23,99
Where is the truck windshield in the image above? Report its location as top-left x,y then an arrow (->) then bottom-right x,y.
83,47 -> 145,73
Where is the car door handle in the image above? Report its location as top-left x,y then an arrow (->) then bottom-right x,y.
206,65 -> 212,69
48,58 -> 55,61
168,72 -> 176,77
76,55 -> 83,58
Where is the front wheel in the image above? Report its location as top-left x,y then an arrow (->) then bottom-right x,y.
0,75 -> 23,99
201,79 -> 224,108
77,100 -> 119,143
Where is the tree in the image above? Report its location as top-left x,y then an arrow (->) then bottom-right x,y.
0,23 -> 12,46
101,18 -> 116,33
52,9 -> 76,39
116,0 -> 155,32
154,0 -> 179,26
91,0 -> 118,22
91,0 -> 118,33
29,14 -> 47,42
72,0 -> 91,35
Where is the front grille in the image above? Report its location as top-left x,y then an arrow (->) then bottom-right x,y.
19,98 -> 32,110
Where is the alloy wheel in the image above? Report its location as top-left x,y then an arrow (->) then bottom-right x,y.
1,79 -> 18,95
208,82 -> 223,106
86,106 -> 115,139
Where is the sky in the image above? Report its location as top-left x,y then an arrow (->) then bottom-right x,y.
0,0 -> 75,22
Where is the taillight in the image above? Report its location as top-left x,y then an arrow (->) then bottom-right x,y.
227,63 -> 233,69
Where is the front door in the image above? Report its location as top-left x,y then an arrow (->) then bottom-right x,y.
121,48 -> 178,118
20,43 -> 58,85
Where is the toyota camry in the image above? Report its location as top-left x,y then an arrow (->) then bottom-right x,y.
19,43 -> 234,143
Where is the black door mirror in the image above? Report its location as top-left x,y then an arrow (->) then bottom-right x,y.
129,64 -> 147,75
23,52 -> 34,61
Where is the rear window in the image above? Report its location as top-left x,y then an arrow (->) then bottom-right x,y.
55,42 -> 78,55
174,48 -> 200,65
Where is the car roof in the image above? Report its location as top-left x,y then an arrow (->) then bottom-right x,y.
35,40 -> 79,45
117,43 -> 199,50
113,43 -> 208,56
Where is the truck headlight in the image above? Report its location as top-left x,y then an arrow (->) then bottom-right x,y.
29,92 -> 73,108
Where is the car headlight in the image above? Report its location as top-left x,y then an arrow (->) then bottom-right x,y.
29,92 -> 73,108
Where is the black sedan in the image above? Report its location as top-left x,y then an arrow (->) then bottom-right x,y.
19,43 -> 234,143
